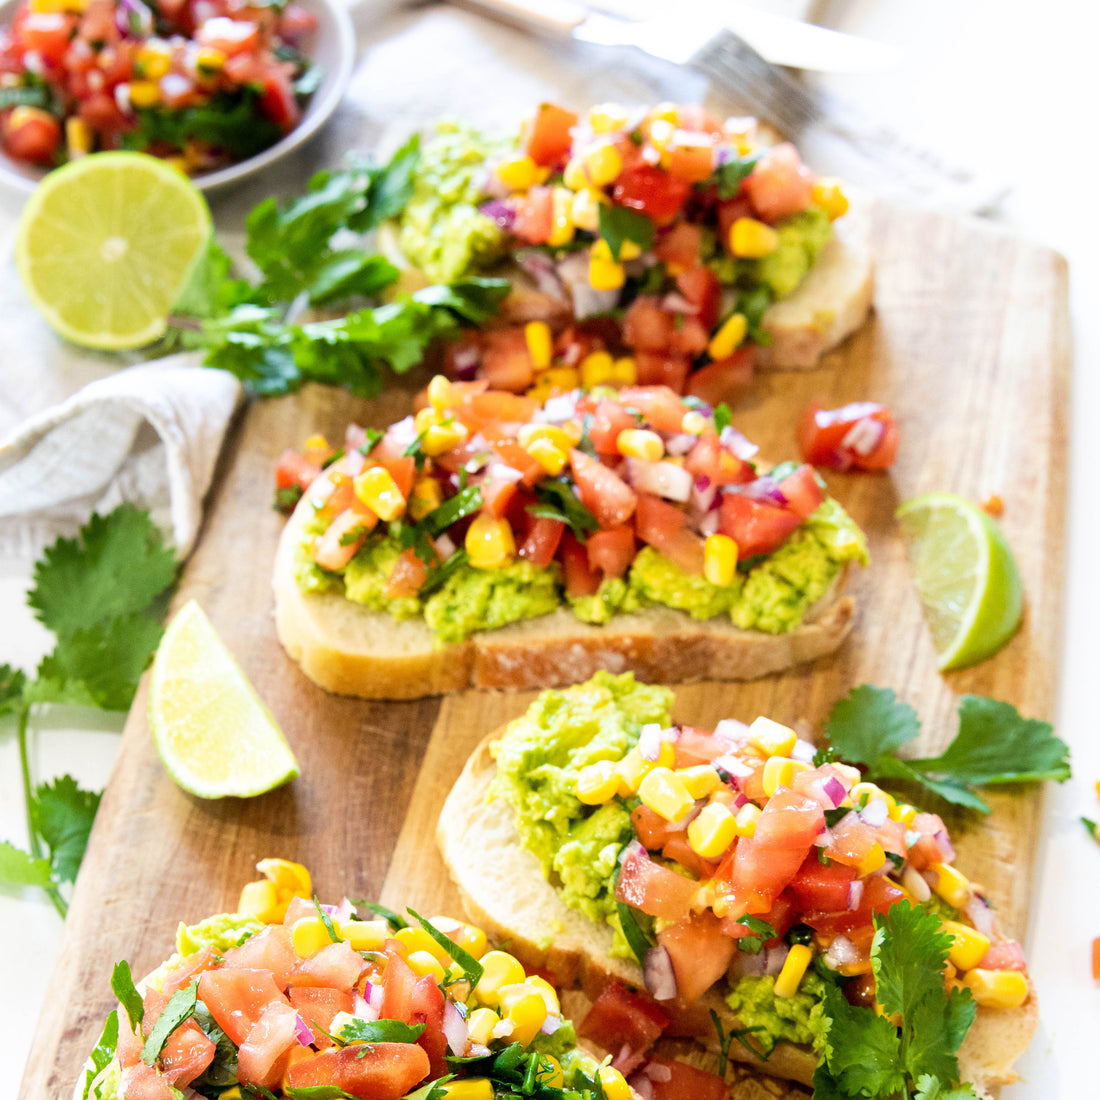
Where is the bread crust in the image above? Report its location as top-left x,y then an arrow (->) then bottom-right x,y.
438,732 -> 1038,1098
272,483 -> 856,700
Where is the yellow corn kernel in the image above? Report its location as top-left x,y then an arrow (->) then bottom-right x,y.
194,45 -> 226,75
538,1055 -> 564,1088
466,1007 -> 500,1046
525,437 -> 567,475
570,187 -> 605,232
499,986 -> 548,1045
638,766 -> 695,822
525,382 -> 554,403
618,238 -> 643,261
648,101 -> 679,126
707,312 -> 747,361
587,103 -> 629,133
65,116 -> 92,158
611,356 -> 637,384
548,186 -> 575,247
681,409 -> 708,435
748,716 -> 798,758
427,374 -> 453,410
687,800 -> 738,859
409,476 -> 444,521
474,951 -> 526,1005
940,920 -> 991,972
579,350 -> 616,388
930,863 -> 972,909
762,755 -> 811,796
496,153 -> 542,191
127,80 -> 161,108
541,367 -> 580,391
582,142 -> 623,187
562,156 -> 588,192
576,760 -> 620,804
598,1066 -> 633,1100
774,943 -> 813,998
218,1090 -> 243,1100
812,177 -> 849,220
427,915 -> 488,960
291,916 -> 335,959
962,968 -> 1028,1009
523,975 -> 561,1016
136,43 -> 172,80
850,782 -> 897,815
856,841 -> 887,876
465,514 -> 516,569
617,428 -> 664,462
439,1079 -> 495,1100
729,217 -> 780,258
524,321 -> 553,370
396,925 -> 452,964
421,421 -> 469,457
517,423 -> 575,451
734,802 -> 761,838
647,117 -> 675,151
257,858 -> 311,895
677,764 -> 722,800
237,880 -> 281,923
588,255 -> 625,291
353,466 -> 405,521
615,747 -> 656,795
407,949 -> 447,982
704,533 -> 737,587
338,919 -> 388,952
894,802 -> 919,826
414,406 -> 442,432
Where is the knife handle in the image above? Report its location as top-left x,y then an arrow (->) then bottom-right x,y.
448,0 -> 588,37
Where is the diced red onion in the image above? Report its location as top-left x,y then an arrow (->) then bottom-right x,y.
638,723 -> 665,762
515,249 -> 566,299
641,144 -> 661,166
713,754 -> 753,780
813,829 -> 832,848
817,401 -> 882,427
728,948 -> 770,979
643,945 -> 677,1000
719,425 -> 759,460
698,510 -> 720,537
846,879 -> 864,912
628,1073 -> 656,1100
690,477 -> 717,513
321,898 -> 354,924
613,1045 -> 648,1076
627,459 -> 694,502
451,344 -> 481,377
933,829 -> 957,864
306,479 -> 336,508
114,82 -> 132,116
485,461 -> 523,483
966,894 -> 997,938
840,416 -> 885,457
860,797 -> 890,828
366,982 -> 384,1013
557,251 -> 621,318
294,1014 -> 315,1047
540,1014 -> 562,1036
763,944 -> 789,976
713,717 -> 750,745
659,291 -> 698,315
480,200 -> 517,231
729,475 -> 788,507
388,415 -> 417,448
441,999 -> 469,1054
645,1063 -> 673,1084
664,432 -> 697,456
116,0 -> 154,38
435,533 -> 456,560
790,738 -> 817,764
160,73 -> 191,103
541,393 -> 578,423
825,934 -> 860,970
822,776 -> 847,807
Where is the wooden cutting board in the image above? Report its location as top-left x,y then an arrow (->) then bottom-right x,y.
19,201 -> 1069,1099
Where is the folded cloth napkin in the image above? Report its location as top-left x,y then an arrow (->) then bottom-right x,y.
0,355 -> 243,561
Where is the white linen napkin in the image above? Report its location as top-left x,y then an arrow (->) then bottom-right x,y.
0,355 -> 243,561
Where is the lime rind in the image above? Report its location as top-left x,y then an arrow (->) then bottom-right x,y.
896,492 -> 1023,671
150,600 -> 299,799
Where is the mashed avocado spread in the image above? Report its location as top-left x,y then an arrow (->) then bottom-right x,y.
295,496 -> 867,645
726,971 -> 829,1056
753,207 -> 832,299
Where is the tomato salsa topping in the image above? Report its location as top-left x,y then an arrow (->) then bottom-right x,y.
0,0 -> 318,171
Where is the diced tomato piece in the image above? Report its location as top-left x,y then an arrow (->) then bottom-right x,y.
569,449 -> 637,529
159,945 -> 218,996
378,455 -> 416,499
631,803 -> 675,849
579,982 -> 669,1056
286,1043 -> 431,1100
526,102 -> 578,166
288,987 -> 354,1048
3,106 -> 61,164
197,16 -> 260,54
288,940 -> 366,992
752,789 -> 826,851
615,843 -> 699,921
824,816 -> 881,869
661,833 -> 719,881
718,493 -> 800,560
674,266 -> 720,328
613,160 -> 692,225
512,185 -> 554,245
313,509 -> 375,571
776,463 -> 824,518
517,514 -> 565,567
222,925 -> 297,989
159,1018 -> 215,1087
237,999 -> 300,1089
622,298 -> 676,352
278,2 -> 317,39
684,430 -> 753,488
786,853 -> 857,912
479,474 -> 520,521
586,524 -> 635,579
490,438 -> 545,487
656,912 -> 736,1004
615,386 -> 689,432
409,975 -> 448,1078
452,389 -> 541,437
642,1056 -> 728,1100
276,449 -> 322,493
16,12 -> 77,64
634,493 -> 704,575
198,968 -> 290,1046
684,349 -> 756,407
559,530 -> 601,597
588,397 -> 637,455
803,874 -> 906,938
635,351 -> 690,392
743,142 -> 815,223
474,327 -> 535,392
666,132 -> 715,183
670,725 -> 746,768
379,945 -> 418,1023
118,1062 -> 176,1100
669,317 -> 709,357
979,939 -> 1028,973
654,223 -> 704,274
384,547 -> 430,598
676,105 -> 724,137
797,401 -> 899,471
715,837 -> 807,916
258,64 -> 301,132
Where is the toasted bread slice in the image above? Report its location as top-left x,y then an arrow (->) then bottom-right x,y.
272,478 -> 856,700
438,733 -> 1038,1099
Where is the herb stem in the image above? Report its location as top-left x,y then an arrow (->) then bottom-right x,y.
17,704 -> 67,918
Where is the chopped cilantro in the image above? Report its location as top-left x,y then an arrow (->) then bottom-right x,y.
407,908 -> 484,989
142,980 -> 198,1065
335,1018 -> 426,1044
713,151 -> 762,199
529,478 -> 598,542
597,204 -> 655,260
713,402 -> 733,433
353,900 -> 407,929
111,960 -> 144,1033
421,486 -> 483,537
731,913 -> 776,954
313,896 -> 341,943
80,1009 -> 118,1100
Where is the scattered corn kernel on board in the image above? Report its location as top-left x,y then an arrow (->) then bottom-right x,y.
18,202 -> 1068,1099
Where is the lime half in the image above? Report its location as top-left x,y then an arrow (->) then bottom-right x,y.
896,492 -> 1024,670
150,600 -> 299,798
15,152 -> 211,350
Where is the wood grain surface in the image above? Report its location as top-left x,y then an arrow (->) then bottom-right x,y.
18,200 -> 1069,1099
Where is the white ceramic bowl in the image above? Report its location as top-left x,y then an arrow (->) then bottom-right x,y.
0,0 -> 355,193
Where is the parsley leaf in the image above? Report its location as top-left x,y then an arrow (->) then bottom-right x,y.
111,960 -> 144,1032
335,1018 -> 426,1044
30,775 -> 101,885
0,840 -> 52,888
142,980 -> 198,1064
597,204 -> 655,260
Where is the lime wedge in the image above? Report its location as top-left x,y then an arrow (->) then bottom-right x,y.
896,492 -> 1024,670
150,600 -> 299,798
15,152 -> 211,350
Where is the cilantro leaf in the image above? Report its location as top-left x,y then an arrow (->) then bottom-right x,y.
284,1088 -> 359,1100
142,980 -> 198,1065
30,775 -> 102,885
731,913 -> 775,954
914,1074 -> 981,1100
313,896 -> 341,943
354,900 -> 407,929
111,960 -> 144,1032
81,1009 -> 118,1100
0,664 -> 28,715
335,1018 -> 426,1044
597,204 -> 655,260
814,979 -> 905,1099
0,840 -> 52,888
530,478 -> 598,541
713,403 -> 733,433
29,506 -> 177,640
407,908 -> 484,989
421,486 -> 483,537
825,685 -> 921,766
713,151 -> 762,199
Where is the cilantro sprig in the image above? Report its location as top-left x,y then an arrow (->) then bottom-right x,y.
0,506 -> 178,916
823,685 -> 1070,813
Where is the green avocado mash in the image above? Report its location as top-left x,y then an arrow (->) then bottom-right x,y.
726,971 -> 829,1056
397,121 -> 508,283
490,672 -> 673,927
752,207 -> 833,300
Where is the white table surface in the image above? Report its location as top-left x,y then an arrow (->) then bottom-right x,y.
4,0 -> 1098,1096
